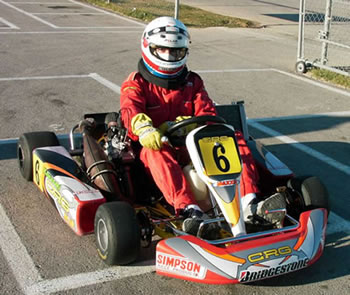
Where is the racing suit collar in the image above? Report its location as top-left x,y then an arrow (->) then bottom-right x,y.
138,59 -> 189,90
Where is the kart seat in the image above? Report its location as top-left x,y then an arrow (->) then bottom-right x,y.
215,101 -> 249,141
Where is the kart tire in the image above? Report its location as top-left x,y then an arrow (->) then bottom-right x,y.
287,176 -> 330,215
94,202 -> 140,265
17,132 -> 59,181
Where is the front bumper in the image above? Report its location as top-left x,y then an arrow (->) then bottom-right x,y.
156,208 -> 327,284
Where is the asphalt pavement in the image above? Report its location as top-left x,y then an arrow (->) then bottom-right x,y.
0,0 -> 349,294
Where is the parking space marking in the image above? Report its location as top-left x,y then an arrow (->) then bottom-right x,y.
51,26 -> 143,29
0,0 -> 59,28
197,68 -> 350,98
69,0 -> 145,27
32,12 -> 105,15
0,202 -> 155,295
248,119 -> 350,176
26,262 -> 155,295
0,204 -> 42,293
272,69 -> 350,98
0,30 -> 142,34
89,72 -> 121,93
1,0 -> 144,29
0,74 -> 91,82
0,16 -> 19,29
251,110 -> 350,122
7,2 -> 71,4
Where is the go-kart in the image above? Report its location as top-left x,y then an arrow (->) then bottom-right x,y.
17,101 -> 329,284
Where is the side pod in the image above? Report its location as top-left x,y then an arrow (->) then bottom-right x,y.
33,146 -> 105,235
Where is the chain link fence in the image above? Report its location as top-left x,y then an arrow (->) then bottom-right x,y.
296,0 -> 350,76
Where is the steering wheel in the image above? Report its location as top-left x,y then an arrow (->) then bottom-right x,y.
164,115 -> 226,146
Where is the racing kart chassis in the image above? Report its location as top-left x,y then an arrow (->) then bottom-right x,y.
17,101 -> 329,284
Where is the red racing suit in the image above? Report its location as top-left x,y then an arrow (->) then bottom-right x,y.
120,71 -> 259,213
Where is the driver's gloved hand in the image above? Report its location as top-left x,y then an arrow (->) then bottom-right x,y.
131,113 -> 162,150
158,121 -> 175,135
158,116 -> 197,137
175,116 -> 197,136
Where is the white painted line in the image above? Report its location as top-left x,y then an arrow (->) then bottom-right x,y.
248,119 -> 350,176
0,17 -> 20,29
0,204 -> 42,294
89,73 -> 121,94
1,200 -> 154,295
0,30 -> 142,34
196,68 -> 273,73
0,0 -> 58,28
1,2 -> 142,30
8,2 -> 72,4
0,74 -> 90,82
0,73 -> 121,94
32,12 -> 106,15
251,110 -> 350,122
197,68 -> 350,97
55,26 -> 142,29
69,0 -> 145,27
272,69 -> 350,97
26,263 -> 155,295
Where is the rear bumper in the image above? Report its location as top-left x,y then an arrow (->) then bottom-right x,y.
156,208 -> 327,284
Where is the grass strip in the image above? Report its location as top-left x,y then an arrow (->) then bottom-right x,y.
80,0 -> 258,28
310,68 -> 350,89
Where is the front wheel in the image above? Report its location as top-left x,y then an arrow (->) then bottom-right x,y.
287,176 -> 330,216
94,202 -> 140,265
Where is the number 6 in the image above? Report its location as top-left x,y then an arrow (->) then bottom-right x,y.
213,144 -> 230,172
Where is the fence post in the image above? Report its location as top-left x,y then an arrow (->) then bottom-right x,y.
174,0 -> 179,19
320,0 -> 333,65
297,0 -> 306,61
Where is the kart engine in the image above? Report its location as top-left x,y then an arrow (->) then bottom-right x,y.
80,112 -> 135,201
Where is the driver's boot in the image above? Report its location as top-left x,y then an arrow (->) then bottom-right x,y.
244,192 -> 287,228
182,206 -> 220,240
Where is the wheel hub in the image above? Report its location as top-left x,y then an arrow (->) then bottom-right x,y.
97,219 -> 108,252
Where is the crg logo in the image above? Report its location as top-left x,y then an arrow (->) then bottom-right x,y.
248,246 -> 292,263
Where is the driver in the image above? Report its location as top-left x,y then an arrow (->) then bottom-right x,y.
120,16 -> 286,236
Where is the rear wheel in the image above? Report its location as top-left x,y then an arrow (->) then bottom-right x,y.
17,132 -> 59,181
94,202 -> 140,265
287,176 -> 330,216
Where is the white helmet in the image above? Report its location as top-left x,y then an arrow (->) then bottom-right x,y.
141,16 -> 190,79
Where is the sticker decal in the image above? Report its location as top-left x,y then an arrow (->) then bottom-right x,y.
239,258 -> 309,282
198,136 -> 241,176
156,253 -> 207,279
247,246 -> 293,263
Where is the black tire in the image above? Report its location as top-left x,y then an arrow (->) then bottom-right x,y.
17,132 -> 59,181
287,176 -> 330,215
94,202 -> 140,265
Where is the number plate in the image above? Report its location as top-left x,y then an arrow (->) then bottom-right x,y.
198,136 -> 242,176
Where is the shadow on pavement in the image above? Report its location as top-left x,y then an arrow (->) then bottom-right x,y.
250,232 -> 350,287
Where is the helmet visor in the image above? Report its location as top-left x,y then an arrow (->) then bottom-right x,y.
150,45 -> 188,62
